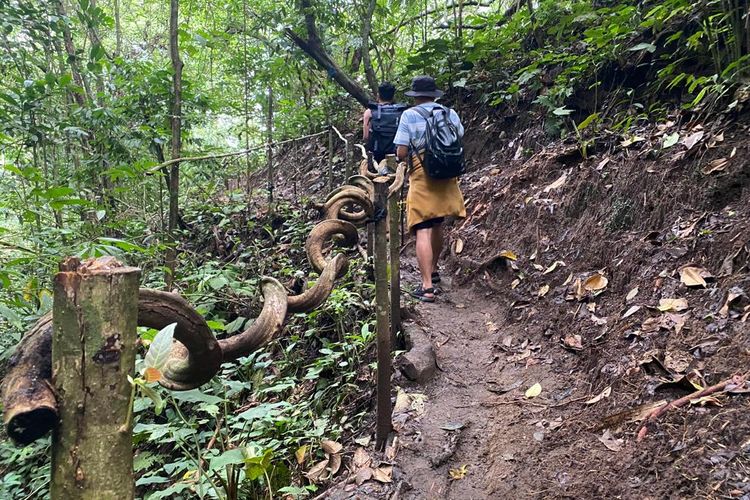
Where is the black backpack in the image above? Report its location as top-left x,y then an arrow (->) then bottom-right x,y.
410,105 -> 465,179
367,102 -> 407,158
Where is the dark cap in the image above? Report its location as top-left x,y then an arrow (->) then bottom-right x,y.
405,75 -> 444,98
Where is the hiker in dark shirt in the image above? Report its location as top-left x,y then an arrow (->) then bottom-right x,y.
363,82 -> 407,167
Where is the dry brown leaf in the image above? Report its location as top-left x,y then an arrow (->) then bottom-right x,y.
585,386 -> 612,405
702,157 -> 728,175
544,172 -> 567,192
679,266 -> 709,287
658,298 -> 689,312
598,430 -> 623,452
626,287 -> 639,302
682,130 -> 704,150
690,395 -> 723,407
562,273 -> 574,286
355,467 -> 373,485
352,447 -> 371,469
455,238 -> 464,255
510,278 -> 521,289
573,278 -> 585,301
538,284 -> 550,297
320,440 -> 342,455
305,459 -> 330,483
295,445 -> 307,465
328,453 -> 342,475
562,334 -> 583,351
622,305 -> 641,319
543,260 -> 566,274
583,273 -> 608,291
372,466 -> 393,483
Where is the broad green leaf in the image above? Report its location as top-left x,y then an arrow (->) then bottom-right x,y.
143,322 -> 176,372
628,42 -> 656,53
209,448 -> 246,470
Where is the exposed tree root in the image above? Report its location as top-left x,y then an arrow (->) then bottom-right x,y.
306,219 -> 359,275
287,254 -> 347,314
636,372 -> 748,442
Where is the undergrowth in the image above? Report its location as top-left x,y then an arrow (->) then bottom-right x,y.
0,199 -> 376,499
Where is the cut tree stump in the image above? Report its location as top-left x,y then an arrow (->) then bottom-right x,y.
51,256 -> 140,500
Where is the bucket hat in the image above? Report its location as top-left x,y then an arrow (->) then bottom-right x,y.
404,75 -> 444,98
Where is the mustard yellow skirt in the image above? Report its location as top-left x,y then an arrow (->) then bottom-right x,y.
406,155 -> 466,232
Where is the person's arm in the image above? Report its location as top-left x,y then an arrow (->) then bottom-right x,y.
362,108 -> 371,142
450,109 -> 464,138
393,111 -> 411,161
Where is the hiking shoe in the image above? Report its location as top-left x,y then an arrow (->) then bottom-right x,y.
410,286 -> 435,303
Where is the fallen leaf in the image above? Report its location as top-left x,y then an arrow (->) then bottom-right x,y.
681,130 -> 704,150
533,263 -> 544,271
538,284 -> 550,297
499,250 -> 518,261
372,466 -> 393,483
295,445 -> 308,465
320,440 -> 342,455
354,435 -> 371,447
455,238 -> 464,255
585,386 -> 612,405
525,383 -> 542,399
449,464 -> 469,480
573,278 -> 586,301
658,298 -> 689,312
583,273 -> 608,291
328,453 -> 342,475
562,334 -> 583,351
662,132 -> 680,149
354,467 -> 373,485
544,172 -> 567,192
719,288 -> 745,317
622,305 -> 641,319
352,448 -> 371,469
690,395 -> 723,407
596,157 -> 610,170
679,266 -> 710,287
626,287 -> 639,302
562,273 -> 573,286
305,459 -> 330,483
440,422 -> 465,431
598,430 -> 624,452
543,260 -> 566,274
510,278 -> 521,289
591,314 -> 607,326
702,157 -> 728,175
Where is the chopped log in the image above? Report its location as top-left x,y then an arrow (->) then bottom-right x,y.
1,313 -> 57,445
51,256 -> 139,499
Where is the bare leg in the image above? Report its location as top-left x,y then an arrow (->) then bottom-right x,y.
415,227 -> 434,294
431,224 -> 443,270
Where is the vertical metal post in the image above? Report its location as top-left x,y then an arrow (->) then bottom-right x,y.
373,178 -> 392,450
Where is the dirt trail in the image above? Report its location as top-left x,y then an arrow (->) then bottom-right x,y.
396,265 -> 565,499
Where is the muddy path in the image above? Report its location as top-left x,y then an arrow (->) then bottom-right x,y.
395,264 -> 579,499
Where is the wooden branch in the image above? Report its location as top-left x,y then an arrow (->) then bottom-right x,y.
285,0 -> 372,106
637,372 -> 749,442
373,178 -> 392,450
384,0 -> 495,36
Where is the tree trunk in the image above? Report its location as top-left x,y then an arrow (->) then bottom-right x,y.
286,0 -> 372,106
361,0 -> 379,95
50,257 -> 140,500
166,0 -> 183,289
266,85 -> 274,209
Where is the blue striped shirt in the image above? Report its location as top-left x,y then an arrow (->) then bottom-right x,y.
393,102 -> 464,151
